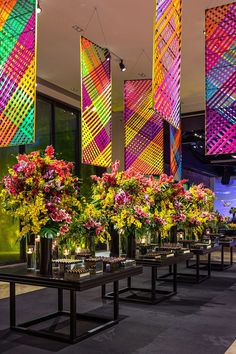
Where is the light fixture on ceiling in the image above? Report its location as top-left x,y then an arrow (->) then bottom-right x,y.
37,0 -> 42,14
232,155 -> 236,159
119,59 -> 126,72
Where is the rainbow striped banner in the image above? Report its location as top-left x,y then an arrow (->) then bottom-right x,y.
81,36 -> 112,167
205,3 -> 236,155
170,125 -> 182,181
0,0 -> 36,147
153,0 -> 182,129
124,79 -> 164,175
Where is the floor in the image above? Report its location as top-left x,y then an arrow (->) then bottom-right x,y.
0,255 -> 236,354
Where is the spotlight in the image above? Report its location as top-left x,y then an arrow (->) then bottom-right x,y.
37,1 -> 42,14
119,59 -> 126,72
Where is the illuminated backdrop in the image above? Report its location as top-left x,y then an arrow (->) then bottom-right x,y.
124,79 -> 164,175
153,0 -> 182,129
170,125 -> 182,180
205,3 -> 236,155
0,0 -> 36,147
81,36 -> 112,167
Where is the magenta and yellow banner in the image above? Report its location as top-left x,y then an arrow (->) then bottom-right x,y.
81,36 -> 112,167
0,0 -> 36,146
124,79 -> 164,175
205,3 -> 236,155
170,125 -> 182,181
153,0 -> 182,129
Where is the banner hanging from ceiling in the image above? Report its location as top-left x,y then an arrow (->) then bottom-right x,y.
170,125 -> 182,181
205,3 -> 236,155
81,36 -> 112,167
124,79 -> 164,175
0,0 -> 36,147
153,0 -> 182,129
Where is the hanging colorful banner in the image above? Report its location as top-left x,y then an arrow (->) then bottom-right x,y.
170,125 -> 182,181
205,3 -> 236,155
81,36 -> 112,167
153,0 -> 182,129
0,0 -> 36,147
124,79 -> 164,175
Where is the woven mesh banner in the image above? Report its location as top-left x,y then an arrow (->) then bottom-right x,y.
0,0 -> 36,146
124,79 -> 164,175
170,125 -> 182,181
81,36 -> 112,167
205,3 -> 236,155
153,0 -> 182,129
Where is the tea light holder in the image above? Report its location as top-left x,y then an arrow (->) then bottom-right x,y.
27,246 -> 35,270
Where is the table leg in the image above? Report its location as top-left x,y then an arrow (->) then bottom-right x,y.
70,290 -> 77,342
9,282 -> 16,328
101,284 -> 106,298
113,280 -> 119,321
186,260 -> 189,268
169,265 -> 172,274
196,254 -> 200,283
58,289 -> 63,312
221,245 -> 224,270
208,253 -> 211,277
173,264 -> 177,293
151,266 -> 157,302
230,246 -> 233,265
127,277 -> 131,289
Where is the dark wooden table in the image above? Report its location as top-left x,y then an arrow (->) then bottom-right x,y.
0,265 -> 142,343
189,240 -> 236,271
103,253 -> 193,305
181,245 -> 222,283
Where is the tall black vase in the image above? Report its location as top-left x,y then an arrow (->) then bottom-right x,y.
126,233 -> 136,259
110,225 -> 120,257
40,237 -> 52,276
169,226 -> 178,243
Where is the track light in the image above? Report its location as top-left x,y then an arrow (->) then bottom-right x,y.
37,1 -> 42,14
119,59 -> 126,72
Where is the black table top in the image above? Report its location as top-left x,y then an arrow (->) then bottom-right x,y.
135,253 -> 193,267
219,239 -> 236,247
190,245 -> 222,255
0,265 -> 143,291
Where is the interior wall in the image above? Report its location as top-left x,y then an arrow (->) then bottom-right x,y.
112,111 -> 124,170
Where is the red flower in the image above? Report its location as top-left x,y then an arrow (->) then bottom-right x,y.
45,145 -> 55,158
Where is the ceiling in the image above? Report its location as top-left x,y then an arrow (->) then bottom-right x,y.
37,0 -> 235,113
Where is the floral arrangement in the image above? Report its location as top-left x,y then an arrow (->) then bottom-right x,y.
0,146 -> 81,238
89,161 -> 221,241
90,161 -> 153,238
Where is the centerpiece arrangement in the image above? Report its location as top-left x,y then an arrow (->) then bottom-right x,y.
0,146 -> 81,275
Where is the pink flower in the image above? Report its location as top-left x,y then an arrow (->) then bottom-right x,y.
59,224 -> 69,234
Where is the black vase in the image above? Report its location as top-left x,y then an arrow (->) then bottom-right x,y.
127,233 -> 136,259
110,225 -> 120,257
40,237 -> 52,276
170,226 -> 178,243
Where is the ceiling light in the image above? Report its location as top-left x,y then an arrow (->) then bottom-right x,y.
119,59 -> 126,72
37,1 -> 42,14
232,155 -> 236,159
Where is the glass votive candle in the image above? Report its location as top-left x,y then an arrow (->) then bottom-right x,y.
27,247 -> 35,270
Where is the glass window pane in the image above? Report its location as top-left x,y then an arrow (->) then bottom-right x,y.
54,106 -> 77,163
25,98 -> 51,153
0,146 -> 20,263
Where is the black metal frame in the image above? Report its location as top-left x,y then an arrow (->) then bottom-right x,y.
102,254 -> 193,305
158,247 -> 224,284
0,266 -> 142,343
187,242 -> 234,272
9,282 -> 119,343
102,264 -> 177,305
